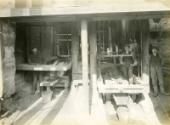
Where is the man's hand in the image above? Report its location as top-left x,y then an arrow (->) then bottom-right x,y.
130,60 -> 138,67
119,56 -> 124,65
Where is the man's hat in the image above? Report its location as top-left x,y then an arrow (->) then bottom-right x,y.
150,41 -> 158,49
151,44 -> 159,50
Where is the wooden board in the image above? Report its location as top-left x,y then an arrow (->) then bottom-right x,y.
0,23 -> 3,98
16,62 -> 71,71
97,80 -> 149,94
102,54 -> 132,57
40,79 -> 59,87
98,84 -> 149,94
81,20 -> 88,85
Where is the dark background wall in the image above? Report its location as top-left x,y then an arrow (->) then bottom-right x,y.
15,23 -> 53,64
14,20 -> 170,94
160,31 -> 170,92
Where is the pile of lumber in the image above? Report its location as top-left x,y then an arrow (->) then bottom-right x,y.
99,62 -> 143,85
100,63 -> 128,85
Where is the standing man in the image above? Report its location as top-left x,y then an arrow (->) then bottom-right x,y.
150,45 -> 169,96
120,40 -> 138,84
28,48 -> 42,94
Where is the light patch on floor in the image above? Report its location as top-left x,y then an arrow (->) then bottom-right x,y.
23,91 -> 64,125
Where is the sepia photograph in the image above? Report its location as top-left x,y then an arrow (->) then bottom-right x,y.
0,0 -> 170,125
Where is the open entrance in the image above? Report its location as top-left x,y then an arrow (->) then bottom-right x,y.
0,22 -> 75,117
93,20 -> 149,97
96,20 -> 142,78
15,22 -> 74,96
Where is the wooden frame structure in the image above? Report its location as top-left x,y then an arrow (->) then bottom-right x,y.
0,0 -> 170,99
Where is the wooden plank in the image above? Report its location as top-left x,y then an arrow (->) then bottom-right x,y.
108,22 -> 113,53
97,78 -> 149,94
32,0 -> 43,7
141,20 -> 150,87
89,22 -> 97,105
81,20 -> 89,85
57,39 -> 72,41
0,22 -> 3,98
90,22 -> 97,84
5,10 -> 170,23
56,34 -> 72,36
41,25 -> 53,63
16,62 -> 71,71
71,23 -> 79,80
122,19 -> 127,40
40,79 -> 59,87
102,54 -> 132,57
98,84 -> 147,94
15,0 -> 27,8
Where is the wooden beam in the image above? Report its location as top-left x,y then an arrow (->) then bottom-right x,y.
108,21 -> 113,53
81,19 -> 88,85
89,22 -> 97,85
0,23 -> 3,98
122,19 -> 127,40
141,20 -> 150,88
16,63 -> 71,71
89,22 -> 97,107
71,23 -> 79,80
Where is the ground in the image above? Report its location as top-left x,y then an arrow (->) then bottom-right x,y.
0,81 -> 170,125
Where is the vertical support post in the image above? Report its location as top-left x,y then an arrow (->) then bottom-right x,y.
122,19 -> 127,40
0,23 -> 3,98
71,23 -> 79,80
108,21 -> 112,53
90,23 -> 97,87
141,20 -> 150,90
89,22 -> 97,107
81,20 -> 88,85
142,38 -> 150,84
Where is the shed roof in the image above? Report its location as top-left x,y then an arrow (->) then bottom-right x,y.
0,0 -> 170,18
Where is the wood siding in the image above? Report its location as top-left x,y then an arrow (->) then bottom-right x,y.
160,32 -> 170,91
15,23 -> 53,64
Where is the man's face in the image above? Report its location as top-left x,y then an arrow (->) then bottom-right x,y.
32,48 -> 38,55
125,46 -> 129,54
152,48 -> 157,56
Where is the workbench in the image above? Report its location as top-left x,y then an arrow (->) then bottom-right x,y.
16,62 -> 71,102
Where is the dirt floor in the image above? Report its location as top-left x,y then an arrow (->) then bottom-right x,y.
104,93 -> 170,125
0,82 -> 170,125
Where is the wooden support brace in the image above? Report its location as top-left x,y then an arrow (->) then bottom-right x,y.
141,20 -> 150,87
81,20 -> 89,85
0,23 -> 3,98
71,23 -> 79,79
89,22 -> 98,108
89,22 -> 97,85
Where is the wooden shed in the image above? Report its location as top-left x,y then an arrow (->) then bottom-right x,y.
0,0 -> 170,99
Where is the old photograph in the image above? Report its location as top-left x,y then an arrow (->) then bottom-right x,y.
0,0 -> 170,125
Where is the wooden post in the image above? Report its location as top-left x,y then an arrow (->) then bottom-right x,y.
122,19 -> 127,40
141,20 -> 150,89
71,23 -> 79,80
81,20 -> 88,85
90,22 -> 97,87
108,22 -> 113,53
89,22 -> 97,107
0,23 -> 3,98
